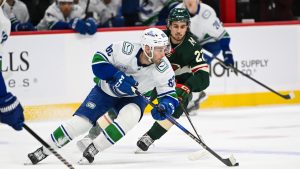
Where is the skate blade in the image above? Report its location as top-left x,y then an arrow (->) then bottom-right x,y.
78,157 -> 90,165
23,159 -> 34,165
134,148 -> 147,154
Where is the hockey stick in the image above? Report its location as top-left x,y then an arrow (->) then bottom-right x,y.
181,103 -> 210,161
131,87 -> 239,167
84,0 -> 91,20
180,103 -> 202,141
214,57 -> 295,100
23,124 -> 75,169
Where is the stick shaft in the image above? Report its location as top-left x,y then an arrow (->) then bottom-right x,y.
214,57 -> 291,100
180,103 -> 203,141
23,124 -> 75,169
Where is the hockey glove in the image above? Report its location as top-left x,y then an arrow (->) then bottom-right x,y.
176,83 -> 190,104
0,93 -> 24,131
108,71 -> 138,95
151,101 -> 175,121
70,18 -> 88,35
17,22 -> 36,31
223,50 -> 234,67
203,53 -> 214,65
85,17 -> 97,35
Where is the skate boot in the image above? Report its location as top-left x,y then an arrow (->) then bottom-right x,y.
77,136 -> 93,152
136,134 -> 154,151
78,143 -> 99,164
187,91 -> 207,115
27,147 -> 48,164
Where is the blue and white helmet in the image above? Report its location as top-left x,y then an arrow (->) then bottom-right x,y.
141,28 -> 170,62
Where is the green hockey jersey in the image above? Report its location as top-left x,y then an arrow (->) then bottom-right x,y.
164,30 -> 210,92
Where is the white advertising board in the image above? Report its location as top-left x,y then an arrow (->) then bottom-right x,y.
207,25 -> 300,94
2,25 -> 300,107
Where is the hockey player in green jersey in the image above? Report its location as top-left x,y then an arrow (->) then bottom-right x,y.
136,8 -> 210,151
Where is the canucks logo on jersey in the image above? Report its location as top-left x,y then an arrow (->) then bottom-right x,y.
122,42 -> 134,55
156,59 -> 169,73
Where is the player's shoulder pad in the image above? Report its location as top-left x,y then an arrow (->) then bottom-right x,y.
156,57 -> 171,73
200,3 -> 217,20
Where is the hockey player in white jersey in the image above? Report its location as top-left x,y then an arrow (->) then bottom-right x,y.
27,27 -> 179,165
0,0 -> 24,131
37,0 -> 97,35
139,0 -> 179,26
78,0 -> 123,27
177,0 -> 235,112
2,0 -> 35,31
178,0 -> 234,67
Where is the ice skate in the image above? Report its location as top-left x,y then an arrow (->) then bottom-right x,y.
26,147 -> 48,165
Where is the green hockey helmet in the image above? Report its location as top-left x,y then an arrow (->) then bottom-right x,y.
167,8 -> 191,27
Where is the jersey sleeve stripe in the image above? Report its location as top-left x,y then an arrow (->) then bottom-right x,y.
200,37 -> 214,45
92,60 -> 108,65
157,90 -> 176,98
191,64 -> 209,73
48,21 -> 56,30
92,52 -> 109,65
95,51 -> 109,62
216,30 -> 227,40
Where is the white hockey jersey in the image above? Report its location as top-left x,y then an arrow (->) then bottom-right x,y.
37,3 -> 84,30
139,0 -> 168,23
2,0 -> 30,23
176,2 -> 227,45
0,8 -> 10,55
94,41 -> 176,98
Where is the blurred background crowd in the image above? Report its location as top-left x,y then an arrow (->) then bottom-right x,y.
2,0 -> 300,33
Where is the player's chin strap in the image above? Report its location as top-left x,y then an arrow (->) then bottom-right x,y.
130,86 -> 239,167
143,47 -> 155,63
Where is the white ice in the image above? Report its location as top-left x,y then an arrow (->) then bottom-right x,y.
1,105 -> 300,169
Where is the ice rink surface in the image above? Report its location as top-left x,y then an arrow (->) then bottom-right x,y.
1,105 -> 300,169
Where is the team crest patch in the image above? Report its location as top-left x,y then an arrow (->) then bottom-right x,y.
156,59 -> 169,73
122,41 -> 134,55
202,10 -> 211,19
86,101 -> 96,109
